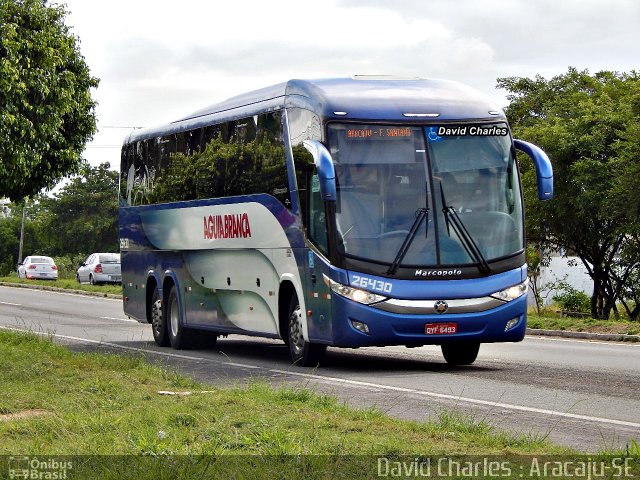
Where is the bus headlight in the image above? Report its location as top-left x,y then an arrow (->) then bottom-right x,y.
490,281 -> 528,302
323,275 -> 387,305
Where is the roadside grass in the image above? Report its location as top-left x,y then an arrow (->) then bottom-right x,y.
0,329 -> 571,458
527,312 -> 640,336
0,275 -> 121,296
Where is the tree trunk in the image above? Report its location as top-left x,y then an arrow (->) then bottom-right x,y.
591,291 -> 597,319
602,296 -> 612,320
621,300 -> 640,321
591,279 -> 601,319
590,270 -> 612,320
528,276 -> 542,314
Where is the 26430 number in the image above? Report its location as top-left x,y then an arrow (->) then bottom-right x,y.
351,275 -> 393,293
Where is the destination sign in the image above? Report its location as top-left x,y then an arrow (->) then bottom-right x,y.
346,127 -> 412,139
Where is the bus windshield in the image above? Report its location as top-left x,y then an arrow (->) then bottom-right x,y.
327,123 -> 523,271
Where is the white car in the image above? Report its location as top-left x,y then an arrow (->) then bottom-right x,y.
76,253 -> 121,285
17,256 -> 59,280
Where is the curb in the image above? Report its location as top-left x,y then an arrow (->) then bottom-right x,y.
2,281 -> 638,342
527,328 -> 640,343
0,281 -> 121,299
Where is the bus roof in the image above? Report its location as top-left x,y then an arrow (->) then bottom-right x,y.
126,76 -> 505,144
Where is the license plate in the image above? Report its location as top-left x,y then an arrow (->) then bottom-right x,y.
425,322 -> 458,335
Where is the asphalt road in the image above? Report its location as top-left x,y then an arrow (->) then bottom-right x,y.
1,285 -> 639,452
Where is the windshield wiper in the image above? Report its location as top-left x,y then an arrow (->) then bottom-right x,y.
387,207 -> 429,276
439,183 -> 491,274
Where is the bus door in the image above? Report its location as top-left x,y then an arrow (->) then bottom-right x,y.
302,172 -> 333,342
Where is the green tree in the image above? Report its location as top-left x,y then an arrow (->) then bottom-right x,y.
0,200 -> 45,275
610,93 -> 640,319
0,220 -> 18,275
0,0 -> 99,201
36,162 -> 119,256
498,68 -> 640,319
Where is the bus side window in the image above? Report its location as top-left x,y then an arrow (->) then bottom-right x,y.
120,144 -> 134,206
256,111 -> 290,208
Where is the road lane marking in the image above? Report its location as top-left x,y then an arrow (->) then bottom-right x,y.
0,285 -> 120,301
1,325 -> 639,431
267,368 -> 640,429
100,316 -> 139,323
527,335 -> 640,348
0,301 -> 21,306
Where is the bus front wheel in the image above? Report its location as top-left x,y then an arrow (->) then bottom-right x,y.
287,293 -> 326,367
441,342 -> 480,366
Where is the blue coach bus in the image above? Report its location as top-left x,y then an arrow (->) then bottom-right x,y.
119,76 -> 553,367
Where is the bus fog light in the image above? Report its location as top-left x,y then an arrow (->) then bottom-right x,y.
351,320 -> 370,334
505,317 -> 519,331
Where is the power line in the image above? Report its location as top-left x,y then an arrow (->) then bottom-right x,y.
99,125 -> 145,129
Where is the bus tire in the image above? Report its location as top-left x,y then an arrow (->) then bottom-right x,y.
287,292 -> 326,367
441,342 -> 480,366
166,285 -> 194,350
151,287 -> 169,347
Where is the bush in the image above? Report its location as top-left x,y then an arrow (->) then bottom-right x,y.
54,254 -> 87,280
552,281 -> 591,313
0,257 -> 15,277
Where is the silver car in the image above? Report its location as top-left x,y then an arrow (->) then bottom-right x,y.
76,253 -> 121,285
17,256 -> 59,280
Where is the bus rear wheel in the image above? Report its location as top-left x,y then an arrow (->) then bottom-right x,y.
441,342 -> 480,366
151,287 -> 169,347
166,285 -> 195,350
287,293 -> 326,367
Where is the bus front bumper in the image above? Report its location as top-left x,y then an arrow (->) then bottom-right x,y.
327,293 -> 527,347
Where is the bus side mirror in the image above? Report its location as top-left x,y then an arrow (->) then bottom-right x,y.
303,140 -> 336,201
513,139 -> 554,201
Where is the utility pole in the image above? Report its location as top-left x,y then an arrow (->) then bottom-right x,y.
18,200 -> 26,265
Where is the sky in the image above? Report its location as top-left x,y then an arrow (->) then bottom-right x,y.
60,0 -> 640,169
